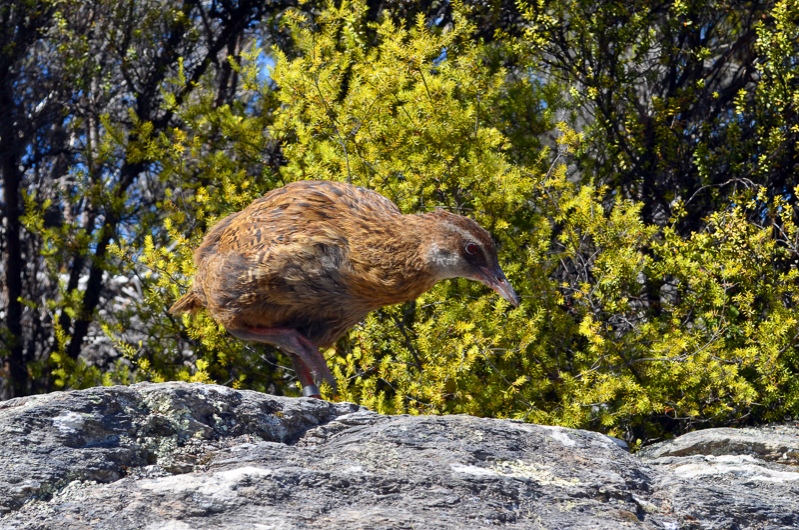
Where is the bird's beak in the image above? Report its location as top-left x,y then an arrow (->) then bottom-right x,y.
476,267 -> 521,307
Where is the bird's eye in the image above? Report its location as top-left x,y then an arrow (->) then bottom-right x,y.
465,242 -> 480,255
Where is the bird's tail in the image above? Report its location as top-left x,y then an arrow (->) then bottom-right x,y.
169,290 -> 204,315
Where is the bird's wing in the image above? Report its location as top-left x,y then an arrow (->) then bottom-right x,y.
249,180 -> 401,221
194,218 -> 353,330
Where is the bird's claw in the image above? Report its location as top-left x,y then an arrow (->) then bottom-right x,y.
302,384 -> 322,399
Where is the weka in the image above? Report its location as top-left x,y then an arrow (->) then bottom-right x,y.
170,180 -> 520,398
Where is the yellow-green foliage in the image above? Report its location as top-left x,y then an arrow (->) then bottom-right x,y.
558,189 -> 799,437
268,0 -> 552,414
649,195 -> 799,422
263,0 -> 799,440
85,0 -> 799,444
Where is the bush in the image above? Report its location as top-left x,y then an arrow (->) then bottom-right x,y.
14,0 -> 799,446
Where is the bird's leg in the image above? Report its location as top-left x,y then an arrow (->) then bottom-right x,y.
227,326 -> 335,398
287,353 -> 323,399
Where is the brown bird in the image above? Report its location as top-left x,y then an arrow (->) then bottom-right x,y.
170,180 -> 520,398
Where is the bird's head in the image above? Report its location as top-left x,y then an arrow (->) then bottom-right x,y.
422,209 -> 520,307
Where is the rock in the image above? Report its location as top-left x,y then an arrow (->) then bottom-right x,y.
638,425 -> 799,463
0,383 -> 795,529
640,426 -> 799,529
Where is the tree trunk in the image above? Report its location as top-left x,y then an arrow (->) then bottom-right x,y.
0,112 -> 28,397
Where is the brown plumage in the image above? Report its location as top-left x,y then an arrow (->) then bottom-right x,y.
170,180 -> 519,397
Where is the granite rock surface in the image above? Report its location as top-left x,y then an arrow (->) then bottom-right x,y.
0,382 -> 796,529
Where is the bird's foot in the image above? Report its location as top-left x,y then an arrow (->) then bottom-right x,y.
302,384 -> 322,399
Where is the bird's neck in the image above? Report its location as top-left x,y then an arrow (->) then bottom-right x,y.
346,212 -> 448,308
